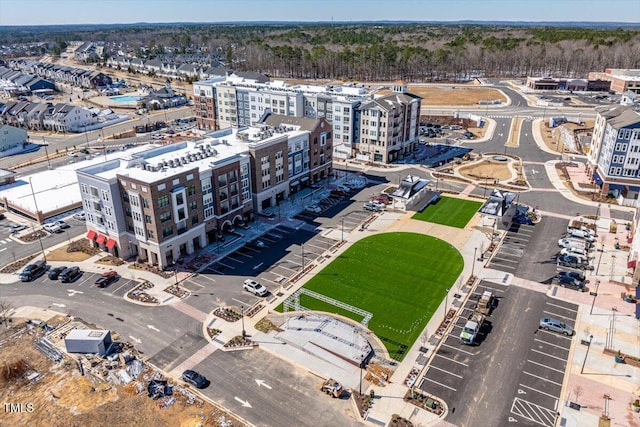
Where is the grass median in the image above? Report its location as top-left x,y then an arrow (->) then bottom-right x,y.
278,232 -> 463,361
412,195 -> 482,228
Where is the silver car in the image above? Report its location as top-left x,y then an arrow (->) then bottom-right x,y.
539,317 -> 574,336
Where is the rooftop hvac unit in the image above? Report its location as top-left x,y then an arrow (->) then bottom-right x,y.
211,149 -> 217,156
157,163 -> 163,169
145,165 -> 153,171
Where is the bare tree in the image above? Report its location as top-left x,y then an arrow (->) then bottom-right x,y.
0,299 -> 15,329
572,385 -> 584,405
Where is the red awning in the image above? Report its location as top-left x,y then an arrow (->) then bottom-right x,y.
105,239 -> 116,249
628,260 -> 637,269
96,235 -> 106,245
86,230 -> 96,240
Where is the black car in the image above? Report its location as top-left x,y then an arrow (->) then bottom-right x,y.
59,267 -> 82,283
555,275 -> 588,292
558,270 -> 586,282
182,370 -> 209,389
48,266 -> 67,280
20,260 -> 49,282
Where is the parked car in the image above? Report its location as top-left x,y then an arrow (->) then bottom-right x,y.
49,220 -> 69,229
557,238 -> 590,250
557,254 -> 588,269
43,223 -> 62,233
182,370 -> 209,389
48,266 -> 67,280
10,224 -> 27,233
249,240 -> 266,249
59,267 -> 82,283
95,270 -> 119,288
305,205 -> 322,214
566,227 -> 595,242
369,200 -> 386,210
20,260 -> 49,282
330,188 -> 347,196
73,211 -> 86,221
462,131 -> 475,139
363,202 -> 381,212
539,317 -> 574,336
557,270 -> 586,282
374,194 -> 392,204
555,275 -> 588,292
243,279 -> 268,296
67,152 -> 77,157
560,247 -> 587,257
513,214 -> 533,225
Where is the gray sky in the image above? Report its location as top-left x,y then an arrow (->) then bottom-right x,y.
0,0 -> 638,25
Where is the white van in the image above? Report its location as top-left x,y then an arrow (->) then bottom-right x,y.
566,229 -> 595,242
558,238 -> 588,250
560,247 -> 587,257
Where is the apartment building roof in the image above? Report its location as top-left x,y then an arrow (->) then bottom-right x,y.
596,105 -> 640,125
608,109 -> 640,128
262,114 -> 322,132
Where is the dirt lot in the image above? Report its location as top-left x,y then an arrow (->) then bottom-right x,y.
46,246 -> 93,262
539,119 -> 595,154
0,317 -> 245,427
458,160 -> 513,182
408,85 -> 507,106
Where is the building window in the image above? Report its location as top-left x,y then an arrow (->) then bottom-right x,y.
145,215 -> 152,223
191,215 -> 199,226
163,226 -> 173,237
160,212 -> 171,222
158,195 -> 169,208
177,208 -> 186,221
147,229 -> 154,239
190,201 -> 197,210
81,184 -> 88,194
90,186 -> 99,197
187,185 -> 196,196
142,198 -> 149,208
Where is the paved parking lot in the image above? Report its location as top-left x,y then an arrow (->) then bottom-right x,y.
26,268 -> 140,298
419,281 -> 577,427
488,216 -> 570,283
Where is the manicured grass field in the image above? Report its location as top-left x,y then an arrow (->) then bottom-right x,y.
412,196 -> 482,229
280,232 -> 463,361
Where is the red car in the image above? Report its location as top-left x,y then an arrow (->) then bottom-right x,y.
95,270 -> 119,288
372,194 -> 392,205
331,188 -> 347,196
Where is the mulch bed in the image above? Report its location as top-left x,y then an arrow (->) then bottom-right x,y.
96,255 -> 125,266
126,282 -> 159,304
17,230 -> 48,243
223,336 -> 254,348
67,238 -> 101,256
163,284 -> 189,299
213,308 -> 241,322
352,391 -> 373,419
0,254 -> 38,274
390,414 -> 414,427
403,389 -> 444,416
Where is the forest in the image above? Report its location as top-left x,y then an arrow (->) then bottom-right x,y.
1,23 -> 639,81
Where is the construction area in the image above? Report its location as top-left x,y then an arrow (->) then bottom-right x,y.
0,314 -> 244,427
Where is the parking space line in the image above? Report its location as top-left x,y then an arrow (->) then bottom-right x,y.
428,365 -> 463,379
77,275 -> 92,286
477,284 -> 505,293
421,376 -> 457,392
234,251 -> 253,259
491,257 -> 519,263
526,359 -> 565,374
542,310 -> 573,320
545,302 -> 578,313
216,261 -> 235,269
533,338 -> 570,351
530,349 -> 567,363
523,371 -> 562,387
518,384 -> 560,400
440,342 -> 475,356
511,397 -> 557,427
434,354 -> 468,367
195,274 -> 216,283
110,280 -> 132,294
536,329 -> 573,341
260,236 -> 276,243
225,256 -> 244,264
232,297 -> 254,306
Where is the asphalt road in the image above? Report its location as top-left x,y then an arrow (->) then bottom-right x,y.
419,281 -> 577,427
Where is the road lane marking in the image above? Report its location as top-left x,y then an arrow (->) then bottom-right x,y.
234,397 -> 252,408
518,383 -> 559,400
440,342 -> 475,356
526,359 -> 565,374
533,338 -> 570,351
523,371 -> 562,386
421,376 -> 457,392
428,365 -> 463,379
511,397 -> 556,427
530,349 -> 568,362
434,353 -> 468,367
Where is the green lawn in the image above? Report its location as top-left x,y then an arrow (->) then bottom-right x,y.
278,232 -> 463,361
412,196 -> 482,228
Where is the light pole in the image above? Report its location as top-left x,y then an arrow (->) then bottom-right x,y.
42,137 -> 51,169
28,177 -> 47,262
594,203 -> 601,227
444,287 -> 450,321
341,217 -> 344,242
596,242 -> 605,275
580,334 -> 594,374
472,247 -> 477,278
240,305 -> 246,338
590,280 -> 600,315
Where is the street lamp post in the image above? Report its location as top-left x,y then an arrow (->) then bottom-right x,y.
596,242 -> 605,275
590,280 -> 600,315
580,334 -> 594,374
444,288 -> 450,321
28,177 -> 46,262
472,247 -> 477,278
594,203 -> 601,227
241,305 -> 246,338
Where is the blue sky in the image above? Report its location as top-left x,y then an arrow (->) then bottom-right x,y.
0,0 -> 638,25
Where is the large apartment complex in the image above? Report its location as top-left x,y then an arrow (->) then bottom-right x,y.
76,115 -> 332,268
588,69 -> 640,94
586,105 -> 640,206
193,76 -> 420,163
